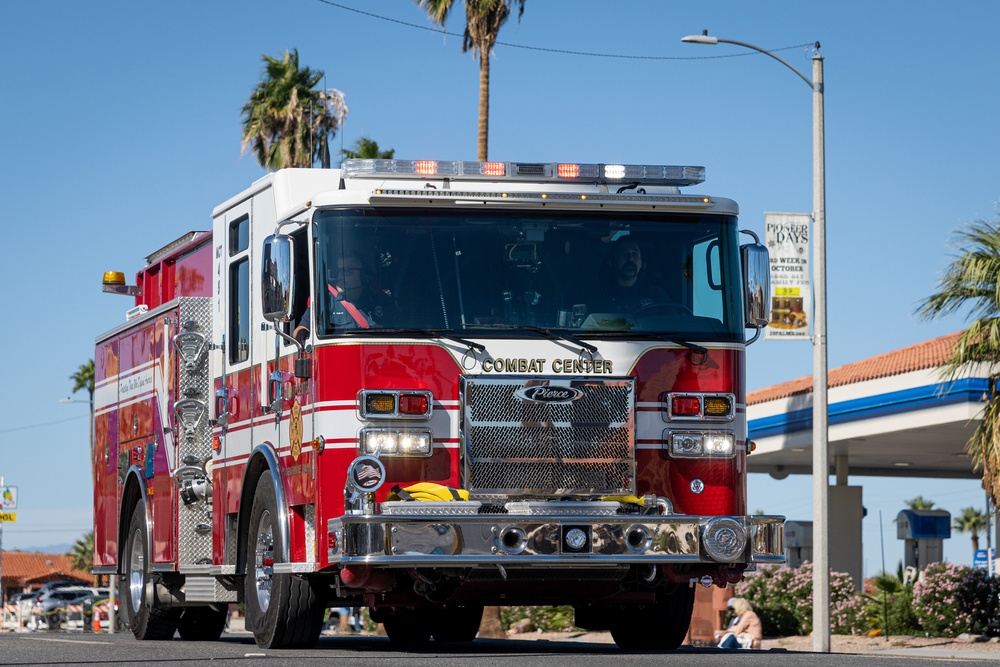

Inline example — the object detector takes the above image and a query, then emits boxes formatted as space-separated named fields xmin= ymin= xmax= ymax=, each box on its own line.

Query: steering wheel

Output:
xmin=632 ymin=302 xmax=693 ymax=318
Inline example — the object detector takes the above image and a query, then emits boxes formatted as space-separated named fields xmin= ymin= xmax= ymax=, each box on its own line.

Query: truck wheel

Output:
xmin=244 ymin=477 xmax=323 ymax=648
xmin=431 ymin=604 xmax=484 ymax=643
xmin=123 ymin=502 xmax=180 ymax=639
xmin=177 ymin=606 xmax=228 ymax=641
xmin=380 ymin=608 xmax=432 ymax=646
xmin=610 ymin=585 xmax=695 ymax=651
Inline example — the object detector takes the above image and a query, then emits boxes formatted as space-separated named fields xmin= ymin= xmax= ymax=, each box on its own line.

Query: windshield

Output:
xmin=305 ymin=208 xmax=744 ymax=341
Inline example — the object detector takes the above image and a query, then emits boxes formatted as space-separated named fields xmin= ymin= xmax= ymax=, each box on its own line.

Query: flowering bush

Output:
xmin=736 ymin=562 xmax=867 ymax=636
xmin=912 ymin=562 xmax=1000 ymax=637
xmin=501 ymin=605 xmax=578 ymax=633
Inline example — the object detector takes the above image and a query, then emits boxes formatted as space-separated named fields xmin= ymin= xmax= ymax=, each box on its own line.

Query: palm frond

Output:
xmin=917 ymin=214 xmax=1000 ymax=506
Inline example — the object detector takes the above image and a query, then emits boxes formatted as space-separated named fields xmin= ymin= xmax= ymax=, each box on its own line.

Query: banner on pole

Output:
xmin=0 ymin=486 xmax=15 ymax=510
xmin=765 ymin=212 xmax=811 ymax=340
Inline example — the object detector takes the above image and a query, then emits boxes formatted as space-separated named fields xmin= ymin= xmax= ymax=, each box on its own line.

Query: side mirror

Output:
xmin=741 ymin=241 xmax=770 ymax=328
xmin=261 ymin=234 xmax=294 ymax=323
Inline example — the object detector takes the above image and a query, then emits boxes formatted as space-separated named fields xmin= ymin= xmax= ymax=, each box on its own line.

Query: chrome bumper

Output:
xmin=327 ymin=513 xmax=784 ymax=567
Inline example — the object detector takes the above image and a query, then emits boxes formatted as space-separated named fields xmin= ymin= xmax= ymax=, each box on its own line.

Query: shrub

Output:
xmin=501 ymin=605 xmax=578 ymax=633
xmin=912 ymin=562 xmax=1000 ymax=637
xmin=736 ymin=561 xmax=867 ymax=636
xmin=863 ymin=573 xmax=920 ymax=636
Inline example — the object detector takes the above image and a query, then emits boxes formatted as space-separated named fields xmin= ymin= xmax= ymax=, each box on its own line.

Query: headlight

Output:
xmin=359 ymin=428 xmax=432 ymax=457
xmin=665 ymin=430 xmax=735 ymax=458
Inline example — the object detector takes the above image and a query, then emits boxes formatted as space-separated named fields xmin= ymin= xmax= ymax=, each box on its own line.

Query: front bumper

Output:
xmin=327 ymin=512 xmax=784 ymax=567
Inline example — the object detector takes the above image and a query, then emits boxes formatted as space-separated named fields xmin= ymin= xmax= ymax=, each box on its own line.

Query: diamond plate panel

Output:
xmin=175 ymin=297 xmax=214 ymax=566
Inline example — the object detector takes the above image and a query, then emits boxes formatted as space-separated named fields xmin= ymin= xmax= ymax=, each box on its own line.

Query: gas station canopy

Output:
xmin=747 ymin=332 xmax=987 ymax=480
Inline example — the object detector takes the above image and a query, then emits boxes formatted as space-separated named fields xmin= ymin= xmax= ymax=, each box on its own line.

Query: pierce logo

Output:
xmin=515 ymin=385 xmax=584 ymax=404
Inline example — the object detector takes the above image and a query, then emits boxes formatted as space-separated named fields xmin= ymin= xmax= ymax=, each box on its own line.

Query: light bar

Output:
xmin=342 ymin=159 xmax=705 ymax=187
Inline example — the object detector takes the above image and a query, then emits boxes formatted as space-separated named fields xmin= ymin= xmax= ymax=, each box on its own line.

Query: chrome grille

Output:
xmin=461 ymin=377 xmax=635 ymax=497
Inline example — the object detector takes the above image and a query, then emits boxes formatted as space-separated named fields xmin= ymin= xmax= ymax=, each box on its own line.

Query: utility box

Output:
xmin=784 ymin=520 xmax=813 ymax=568
xmin=897 ymin=509 xmax=950 ymax=570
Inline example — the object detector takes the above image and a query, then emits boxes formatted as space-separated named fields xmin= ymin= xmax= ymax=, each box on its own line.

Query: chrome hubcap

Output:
xmin=253 ymin=509 xmax=274 ymax=612
xmin=128 ymin=526 xmax=145 ymax=614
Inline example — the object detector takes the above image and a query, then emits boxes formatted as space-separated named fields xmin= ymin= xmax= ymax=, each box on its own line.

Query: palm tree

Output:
xmin=952 ymin=506 xmax=988 ymax=553
xmin=68 ymin=531 xmax=94 ymax=573
xmin=917 ymin=218 xmax=1000 ymax=507
xmin=416 ymin=0 xmax=526 ymax=161
xmin=70 ymin=360 xmax=95 ymax=460
xmin=339 ymin=136 xmax=395 ymax=161
xmin=241 ymin=49 xmax=348 ymax=170
xmin=904 ymin=496 xmax=936 ymax=511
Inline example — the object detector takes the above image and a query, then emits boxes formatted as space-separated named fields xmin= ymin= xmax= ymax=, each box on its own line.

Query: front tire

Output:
xmin=123 ymin=502 xmax=180 ymax=639
xmin=243 ymin=477 xmax=323 ymax=648
xmin=610 ymin=585 xmax=695 ymax=651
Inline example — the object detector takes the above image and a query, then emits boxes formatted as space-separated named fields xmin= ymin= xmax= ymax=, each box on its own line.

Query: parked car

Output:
xmin=30 ymin=587 xmax=95 ymax=630
xmin=32 ymin=580 xmax=89 ymax=598
xmin=72 ymin=588 xmax=111 ymax=631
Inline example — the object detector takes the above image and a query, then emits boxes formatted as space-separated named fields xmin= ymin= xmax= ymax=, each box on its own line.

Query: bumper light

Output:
xmin=702 ymin=517 xmax=747 ymax=562
xmin=360 ymin=428 xmax=432 ymax=457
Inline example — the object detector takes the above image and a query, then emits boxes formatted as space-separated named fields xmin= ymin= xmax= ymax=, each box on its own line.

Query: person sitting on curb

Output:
xmin=713 ymin=597 xmax=741 ymax=644
xmin=716 ymin=598 xmax=762 ymax=650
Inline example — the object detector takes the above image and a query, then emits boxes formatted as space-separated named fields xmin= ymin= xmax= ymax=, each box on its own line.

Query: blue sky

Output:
xmin=1 ymin=1 xmax=997 ymax=576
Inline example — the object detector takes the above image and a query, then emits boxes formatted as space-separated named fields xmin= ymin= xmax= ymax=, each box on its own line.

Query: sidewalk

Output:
xmin=761 ymin=635 xmax=1000 ymax=661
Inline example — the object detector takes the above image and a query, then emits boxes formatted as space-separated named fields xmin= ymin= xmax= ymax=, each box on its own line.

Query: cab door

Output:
xmin=213 ymin=201 xmax=254 ymax=564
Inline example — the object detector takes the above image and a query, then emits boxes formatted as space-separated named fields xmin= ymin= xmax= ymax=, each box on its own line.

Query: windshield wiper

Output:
xmin=352 ymin=327 xmax=486 ymax=353
xmin=468 ymin=324 xmax=598 ymax=355
xmin=594 ymin=331 xmax=708 ymax=356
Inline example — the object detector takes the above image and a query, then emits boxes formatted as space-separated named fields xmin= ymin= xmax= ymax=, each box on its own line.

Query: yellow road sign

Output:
xmin=0 ymin=512 xmax=15 ymax=522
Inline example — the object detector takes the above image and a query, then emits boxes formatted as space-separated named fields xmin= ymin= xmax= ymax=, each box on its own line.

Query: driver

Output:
xmin=593 ymin=238 xmax=668 ymax=312
xmin=293 ymin=253 xmax=397 ymax=341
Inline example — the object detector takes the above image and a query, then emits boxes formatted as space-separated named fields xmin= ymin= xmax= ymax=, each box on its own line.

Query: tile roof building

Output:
xmin=1 ymin=551 xmax=94 ymax=599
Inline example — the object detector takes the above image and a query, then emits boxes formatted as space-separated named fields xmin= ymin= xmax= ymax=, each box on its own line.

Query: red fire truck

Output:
xmin=93 ymin=159 xmax=783 ymax=649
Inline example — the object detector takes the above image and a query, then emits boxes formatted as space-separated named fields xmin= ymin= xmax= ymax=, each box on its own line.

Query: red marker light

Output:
xmin=482 ymin=162 xmax=505 ymax=177
xmin=672 ymin=395 xmax=701 ymax=417
xmin=557 ymin=163 xmax=580 ymax=178
xmin=399 ymin=393 xmax=430 ymax=415
xmin=415 ymin=160 xmax=437 ymax=175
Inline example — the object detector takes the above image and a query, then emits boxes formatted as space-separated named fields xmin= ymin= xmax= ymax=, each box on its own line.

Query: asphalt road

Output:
xmin=0 ymin=631 xmax=987 ymax=667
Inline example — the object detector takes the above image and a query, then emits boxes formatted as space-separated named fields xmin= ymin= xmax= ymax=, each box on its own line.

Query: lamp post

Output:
xmin=682 ymin=31 xmax=829 ymax=652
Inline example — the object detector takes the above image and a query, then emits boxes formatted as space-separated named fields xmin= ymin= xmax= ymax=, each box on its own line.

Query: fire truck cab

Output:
xmin=94 ymin=159 xmax=783 ymax=649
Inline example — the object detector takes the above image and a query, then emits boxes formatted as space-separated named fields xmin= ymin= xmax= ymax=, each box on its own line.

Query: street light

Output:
xmin=682 ymin=31 xmax=829 ymax=653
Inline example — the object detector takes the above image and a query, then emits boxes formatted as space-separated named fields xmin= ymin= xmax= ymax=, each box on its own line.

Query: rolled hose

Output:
xmin=386 ymin=482 xmax=471 ymax=502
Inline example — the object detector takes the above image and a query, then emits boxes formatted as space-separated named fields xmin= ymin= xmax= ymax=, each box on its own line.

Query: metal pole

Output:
xmin=0 ymin=476 xmax=4 ymax=611
xmin=811 ymin=51 xmax=830 ymax=654
xmin=682 ymin=33 xmax=831 ymax=652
